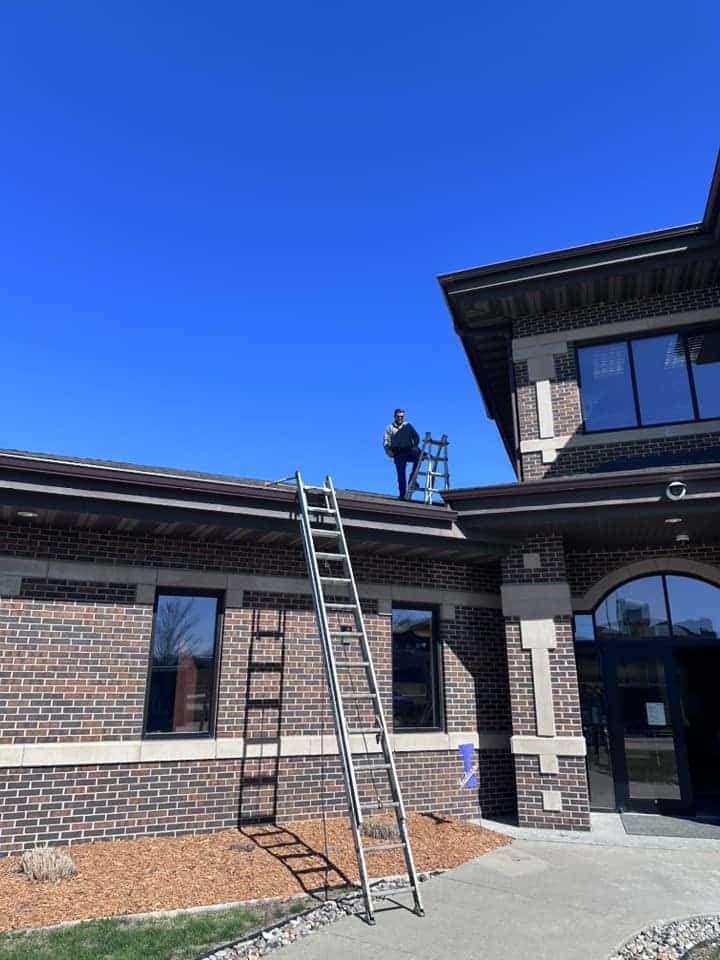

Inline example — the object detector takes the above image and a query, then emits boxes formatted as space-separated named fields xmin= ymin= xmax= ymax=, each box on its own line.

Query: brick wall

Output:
xmin=0 ymin=522 xmax=501 ymax=593
xmin=566 ymin=541 xmax=720 ymax=598
xmin=501 ymin=535 xmax=591 ymax=829
xmin=0 ymin=523 xmax=508 ymax=852
xmin=512 ymin=283 xmax=720 ymax=339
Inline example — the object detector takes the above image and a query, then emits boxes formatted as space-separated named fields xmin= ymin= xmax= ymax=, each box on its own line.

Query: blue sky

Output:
xmin=1 ymin=2 xmax=719 ymax=495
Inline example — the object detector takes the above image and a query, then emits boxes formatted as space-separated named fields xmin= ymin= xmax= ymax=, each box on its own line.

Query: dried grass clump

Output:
xmin=20 ymin=846 xmax=77 ymax=882
xmin=359 ymin=819 xmax=400 ymax=841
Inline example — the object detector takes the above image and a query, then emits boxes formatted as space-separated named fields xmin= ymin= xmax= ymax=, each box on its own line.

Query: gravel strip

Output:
xmin=610 ymin=915 xmax=720 ymax=960
xmin=202 ymin=872 xmax=441 ymax=959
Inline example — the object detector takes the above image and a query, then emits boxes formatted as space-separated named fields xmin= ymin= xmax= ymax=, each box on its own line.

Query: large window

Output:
xmin=144 ymin=591 xmax=222 ymax=736
xmin=577 ymin=327 xmax=720 ymax=433
xmin=391 ymin=607 xmax=443 ymax=730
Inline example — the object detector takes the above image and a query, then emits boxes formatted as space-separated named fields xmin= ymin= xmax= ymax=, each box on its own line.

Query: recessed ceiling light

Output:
xmin=17 ymin=511 xmax=39 ymax=519
xmin=664 ymin=517 xmax=684 ymax=524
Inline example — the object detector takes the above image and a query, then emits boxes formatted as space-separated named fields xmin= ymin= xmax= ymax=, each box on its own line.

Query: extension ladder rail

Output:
xmin=295 ymin=471 xmax=424 ymax=924
xmin=406 ymin=433 xmax=450 ymax=504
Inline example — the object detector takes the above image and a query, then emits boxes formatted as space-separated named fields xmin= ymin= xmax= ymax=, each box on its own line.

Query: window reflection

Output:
xmin=146 ymin=593 xmax=220 ymax=735
xmin=392 ymin=608 xmax=441 ymax=730
xmin=666 ymin=576 xmax=720 ymax=639
xmin=631 ymin=334 xmax=694 ymax=426
xmin=578 ymin=341 xmax=637 ymax=431
xmin=595 ymin=576 xmax=670 ymax=640
xmin=687 ymin=331 xmax=720 ymax=420
xmin=575 ymin=640 xmax=615 ymax=808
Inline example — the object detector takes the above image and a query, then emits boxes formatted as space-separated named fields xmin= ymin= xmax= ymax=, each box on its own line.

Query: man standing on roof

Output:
xmin=383 ymin=408 xmax=421 ymax=499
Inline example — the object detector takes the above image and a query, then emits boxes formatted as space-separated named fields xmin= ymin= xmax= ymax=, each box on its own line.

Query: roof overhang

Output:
xmin=438 ymin=151 xmax=720 ymax=473
xmin=444 ymin=460 xmax=720 ymax=550
xmin=0 ymin=449 xmax=507 ymax=562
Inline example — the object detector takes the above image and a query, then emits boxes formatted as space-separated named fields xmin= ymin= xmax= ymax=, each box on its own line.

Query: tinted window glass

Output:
xmin=392 ymin=608 xmax=441 ymax=729
xmin=595 ymin=576 xmax=669 ymax=640
xmin=573 ymin=614 xmax=595 ymax=643
xmin=578 ymin=342 xmax=637 ymax=431
xmin=687 ymin=331 xmax=720 ymax=420
xmin=631 ymin=333 xmax=694 ymax=425
xmin=575 ymin=645 xmax=615 ymax=808
xmin=146 ymin=593 xmax=220 ymax=735
xmin=666 ymin=576 xmax=720 ymax=640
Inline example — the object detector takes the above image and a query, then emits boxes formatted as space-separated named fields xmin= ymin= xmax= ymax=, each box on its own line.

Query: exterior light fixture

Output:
xmin=665 ymin=480 xmax=687 ymax=501
xmin=664 ymin=517 xmax=684 ymax=524
xmin=675 ymin=533 xmax=691 ymax=543
xmin=17 ymin=511 xmax=39 ymax=519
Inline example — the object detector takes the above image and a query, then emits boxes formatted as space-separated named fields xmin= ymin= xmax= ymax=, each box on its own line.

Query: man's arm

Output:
xmin=410 ymin=425 xmax=420 ymax=448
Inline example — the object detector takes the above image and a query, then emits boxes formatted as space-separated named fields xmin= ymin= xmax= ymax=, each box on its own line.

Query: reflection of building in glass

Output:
xmin=673 ymin=617 xmax=716 ymax=638
xmin=616 ymin=598 xmax=651 ymax=632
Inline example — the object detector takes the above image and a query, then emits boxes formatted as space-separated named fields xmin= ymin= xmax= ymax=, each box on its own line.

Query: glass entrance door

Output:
xmin=607 ymin=647 xmax=691 ymax=813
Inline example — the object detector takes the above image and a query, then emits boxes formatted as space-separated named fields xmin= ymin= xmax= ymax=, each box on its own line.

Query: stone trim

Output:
xmin=500 ymin=582 xmax=572 ymax=618
xmin=520 ymin=619 xmax=557 ymax=737
xmin=512 ymin=306 xmax=720 ymax=360
xmin=542 ymin=789 xmax=562 ymax=812
xmin=0 ymin=731 xmax=495 ymax=768
xmin=520 ymin=416 xmax=720 ymax=461
xmin=573 ymin=557 xmax=720 ymax=612
xmin=0 ymin=556 xmax=501 ymax=612
xmin=510 ymin=735 xmax=586 ymax=757
xmin=535 ymin=380 xmax=555 ymax=439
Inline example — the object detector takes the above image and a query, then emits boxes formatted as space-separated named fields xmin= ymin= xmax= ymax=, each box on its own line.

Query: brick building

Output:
xmin=1 ymin=153 xmax=720 ymax=852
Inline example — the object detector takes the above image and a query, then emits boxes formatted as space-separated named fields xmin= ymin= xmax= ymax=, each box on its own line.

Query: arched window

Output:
xmin=576 ymin=574 xmax=720 ymax=645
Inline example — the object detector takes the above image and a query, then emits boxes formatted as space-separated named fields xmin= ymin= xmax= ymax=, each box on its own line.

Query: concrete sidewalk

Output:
xmin=278 ymin=837 xmax=720 ymax=959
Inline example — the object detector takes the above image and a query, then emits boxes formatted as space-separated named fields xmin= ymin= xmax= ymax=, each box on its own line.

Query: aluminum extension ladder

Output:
xmin=406 ymin=433 xmax=450 ymax=504
xmin=295 ymin=472 xmax=424 ymax=924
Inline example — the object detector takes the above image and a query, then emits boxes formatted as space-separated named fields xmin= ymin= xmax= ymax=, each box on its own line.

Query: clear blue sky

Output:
xmin=1 ymin=2 xmax=719 ymax=495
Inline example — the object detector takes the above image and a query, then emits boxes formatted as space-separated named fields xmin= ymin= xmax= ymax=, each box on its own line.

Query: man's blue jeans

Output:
xmin=393 ymin=448 xmax=420 ymax=498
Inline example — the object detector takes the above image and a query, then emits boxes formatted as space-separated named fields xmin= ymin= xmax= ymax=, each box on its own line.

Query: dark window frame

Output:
xmin=391 ymin=603 xmax=445 ymax=733
xmin=142 ymin=588 xmax=225 ymax=740
xmin=575 ymin=324 xmax=719 ymax=434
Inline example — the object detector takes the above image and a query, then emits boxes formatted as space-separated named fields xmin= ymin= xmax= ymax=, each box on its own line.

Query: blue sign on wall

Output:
xmin=457 ymin=742 xmax=478 ymax=788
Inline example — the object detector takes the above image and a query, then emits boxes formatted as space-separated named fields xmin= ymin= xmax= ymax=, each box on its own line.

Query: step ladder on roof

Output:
xmin=295 ymin=471 xmax=425 ymax=924
xmin=406 ymin=433 xmax=450 ymax=504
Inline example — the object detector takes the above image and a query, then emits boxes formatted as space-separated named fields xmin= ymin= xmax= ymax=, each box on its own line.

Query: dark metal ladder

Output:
xmin=295 ymin=471 xmax=424 ymax=924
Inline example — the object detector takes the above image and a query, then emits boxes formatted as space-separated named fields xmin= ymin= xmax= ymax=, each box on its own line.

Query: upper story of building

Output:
xmin=439 ymin=153 xmax=720 ymax=482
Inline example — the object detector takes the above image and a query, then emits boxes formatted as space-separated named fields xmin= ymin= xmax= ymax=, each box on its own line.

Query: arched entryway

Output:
xmin=574 ymin=572 xmax=720 ymax=814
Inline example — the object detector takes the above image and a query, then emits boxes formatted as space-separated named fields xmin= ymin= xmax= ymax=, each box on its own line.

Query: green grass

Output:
xmin=0 ymin=902 xmax=299 ymax=960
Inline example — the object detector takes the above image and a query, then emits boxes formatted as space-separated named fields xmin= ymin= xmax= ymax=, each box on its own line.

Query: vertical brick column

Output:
xmin=501 ymin=535 xmax=590 ymax=829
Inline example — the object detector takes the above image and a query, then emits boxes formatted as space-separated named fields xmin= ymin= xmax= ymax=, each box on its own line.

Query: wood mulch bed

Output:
xmin=0 ymin=813 xmax=510 ymax=931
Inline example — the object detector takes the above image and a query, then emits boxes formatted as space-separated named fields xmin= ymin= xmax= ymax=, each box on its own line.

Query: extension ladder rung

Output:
xmin=325 ymin=602 xmax=358 ymax=610
xmin=363 ymin=800 xmax=400 ymax=810
xmin=364 ymin=842 xmax=405 ymax=852
xmin=316 ymin=552 xmax=346 ymax=560
xmin=349 ymin=726 xmax=383 ymax=735
xmin=310 ymin=528 xmax=342 ymax=537
xmin=336 ymin=660 xmax=370 ymax=668
xmin=320 ymin=576 xmax=351 ymax=584
xmin=330 ymin=631 xmax=363 ymax=638
xmin=353 ymin=759 xmax=391 ymax=769
xmin=342 ymin=692 xmax=378 ymax=700
xmin=304 ymin=485 xmax=331 ymax=493
xmin=308 ymin=506 xmax=335 ymax=514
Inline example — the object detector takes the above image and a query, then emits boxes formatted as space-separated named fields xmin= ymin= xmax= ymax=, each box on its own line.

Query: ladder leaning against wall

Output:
xmin=295 ymin=471 xmax=424 ymax=924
